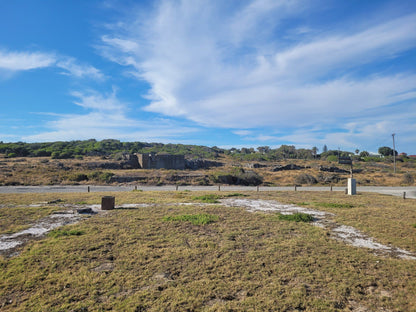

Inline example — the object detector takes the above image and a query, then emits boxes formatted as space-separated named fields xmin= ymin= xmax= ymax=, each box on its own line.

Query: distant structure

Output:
xmin=137 ymin=153 xmax=185 ymax=170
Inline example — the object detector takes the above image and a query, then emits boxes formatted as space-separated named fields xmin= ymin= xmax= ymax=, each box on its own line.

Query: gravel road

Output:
xmin=0 ymin=185 xmax=415 ymax=198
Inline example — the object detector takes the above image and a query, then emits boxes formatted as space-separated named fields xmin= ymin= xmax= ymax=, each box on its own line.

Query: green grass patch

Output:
xmin=314 ymin=202 xmax=355 ymax=209
xmin=294 ymin=202 xmax=311 ymax=206
xmin=192 ymin=194 xmax=221 ymax=203
xmin=163 ymin=213 xmax=219 ymax=225
xmin=278 ymin=212 xmax=314 ymax=222
xmin=47 ymin=229 xmax=84 ymax=238
xmin=222 ymin=193 xmax=249 ymax=198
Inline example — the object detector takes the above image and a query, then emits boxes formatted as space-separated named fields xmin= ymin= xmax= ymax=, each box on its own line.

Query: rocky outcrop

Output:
xmin=272 ymin=164 xmax=307 ymax=171
xmin=245 ymin=163 xmax=267 ymax=169
xmin=319 ymin=166 xmax=349 ymax=173
xmin=185 ymin=159 xmax=223 ymax=170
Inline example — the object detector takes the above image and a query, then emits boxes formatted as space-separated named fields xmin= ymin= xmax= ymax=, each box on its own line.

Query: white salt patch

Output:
xmin=118 ymin=203 xmax=151 ymax=208
xmin=221 ymin=199 xmax=330 ymax=217
xmin=221 ymin=198 xmax=416 ymax=260
xmin=0 ymin=240 xmax=22 ymax=251
xmin=0 ymin=213 xmax=82 ymax=253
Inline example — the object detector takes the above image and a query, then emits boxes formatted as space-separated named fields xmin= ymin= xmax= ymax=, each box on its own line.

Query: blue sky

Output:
xmin=1 ymin=0 xmax=415 ymax=154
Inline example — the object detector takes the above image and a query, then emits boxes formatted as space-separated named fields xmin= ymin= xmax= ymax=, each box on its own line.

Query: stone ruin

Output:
xmin=137 ymin=153 xmax=185 ymax=170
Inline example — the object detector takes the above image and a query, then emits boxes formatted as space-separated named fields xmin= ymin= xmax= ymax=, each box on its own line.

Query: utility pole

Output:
xmin=392 ymin=133 xmax=396 ymax=174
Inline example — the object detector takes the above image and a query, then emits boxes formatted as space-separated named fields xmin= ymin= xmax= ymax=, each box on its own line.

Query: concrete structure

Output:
xmin=137 ymin=153 xmax=185 ymax=170
xmin=348 ymin=178 xmax=356 ymax=195
xmin=101 ymin=196 xmax=115 ymax=210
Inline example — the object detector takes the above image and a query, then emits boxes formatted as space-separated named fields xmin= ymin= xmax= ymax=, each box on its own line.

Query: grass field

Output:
xmin=1 ymin=191 xmax=416 ymax=311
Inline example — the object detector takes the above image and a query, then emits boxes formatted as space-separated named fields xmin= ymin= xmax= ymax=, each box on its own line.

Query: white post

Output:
xmin=348 ymin=178 xmax=356 ymax=195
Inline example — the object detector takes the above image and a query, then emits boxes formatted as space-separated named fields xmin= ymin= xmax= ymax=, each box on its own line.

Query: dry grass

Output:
xmin=1 ymin=191 xmax=416 ymax=311
xmin=1 ymin=155 xmax=415 ymax=187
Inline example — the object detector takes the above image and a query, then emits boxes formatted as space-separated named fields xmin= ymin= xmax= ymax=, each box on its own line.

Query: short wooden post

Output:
xmin=218 ymin=185 xmax=221 ymax=191
xmin=101 ymin=196 xmax=115 ymax=210
xmin=135 ymin=185 xmax=137 ymax=191
xmin=330 ymin=185 xmax=333 ymax=192
xmin=176 ymin=185 xmax=178 ymax=191
xmin=403 ymin=192 xmax=406 ymax=200
xmin=294 ymin=185 xmax=297 ymax=191
xmin=87 ymin=186 xmax=90 ymax=193
xmin=345 ymin=188 xmax=348 ymax=194
xmin=256 ymin=185 xmax=259 ymax=192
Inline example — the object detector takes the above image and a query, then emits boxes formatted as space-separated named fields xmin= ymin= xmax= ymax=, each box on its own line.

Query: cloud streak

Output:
xmin=0 ymin=50 xmax=56 ymax=71
xmin=99 ymin=0 xmax=416 ymax=152
xmin=23 ymin=89 xmax=198 ymax=143
xmin=0 ymin=49 xmax=103 ymax=80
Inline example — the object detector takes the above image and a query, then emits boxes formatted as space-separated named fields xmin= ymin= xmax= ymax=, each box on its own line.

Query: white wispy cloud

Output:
xmin=71 ymin=89 xmax=125 ymax=111
xmin=56 ymin=58 xmax=105 ymax=80
xmin=98 ymin=0 xmax=416 ymax=150
xmin=0 ymin=50 xmax=56 ymax=71
xmin=23 ymin=89 xmax=198 ymax=143
xmin=0 ymin=49 xmax=103 ymax=80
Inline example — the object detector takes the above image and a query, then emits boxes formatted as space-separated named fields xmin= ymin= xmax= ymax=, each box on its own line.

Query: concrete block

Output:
xmin=101 ymin=196 xmax=115 ymax=210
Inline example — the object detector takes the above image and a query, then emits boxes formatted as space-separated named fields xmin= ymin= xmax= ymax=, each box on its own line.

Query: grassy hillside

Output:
xmin=0 ymin=154 xmax=415 ymax=187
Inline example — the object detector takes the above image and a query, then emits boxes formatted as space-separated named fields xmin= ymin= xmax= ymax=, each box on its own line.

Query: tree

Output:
xmin=378 ymin=146 xmax=395 ymax=157
xmin=257 ymin=146 xmax=270 ymax=154
xmin=355 ymin=149 xmax=360 ymax=155
xmin=312 ymin=146 xmax=318 ymax=159
xmin=359 ymin=151 xmax=370 ymax=157
xmin=322 ymin=145 xmax=328 ymax=153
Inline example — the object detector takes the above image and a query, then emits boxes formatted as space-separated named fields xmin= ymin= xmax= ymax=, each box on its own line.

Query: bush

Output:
xmin=87 ymin=171 xmax=114 ymax=183
xmin=295 ymin=173 xmax=317 ymax=185
xmin=326 ymin=155 xmax=338 ymax=162
xmin=210 ymin=168 xmax=263 ymax=186
xmin=402 ymin=172 xmax=414 ymax=185
xmin=68 ymin=173 xmax=88 ymax=182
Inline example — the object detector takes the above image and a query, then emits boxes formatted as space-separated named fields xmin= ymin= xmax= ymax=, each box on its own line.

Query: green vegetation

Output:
xmin=314 ymin=202 xmax=355 ymax=209
xmin=192 ymin=194 xmax=221 ymax=203
xmin=0 ymin=191 xmax=416 ymax=311
xmin=163 ymin=213 xmax=219 ymax=225
xmin=48 ymin=229 xmax=84 ymax=238
xmin=277 ymin=212 xmax=314 ymax=222
xmin=0 ymin=139 xmax=221 ymax=159
xmin=211 ymin=167 xmax=263 ymax=186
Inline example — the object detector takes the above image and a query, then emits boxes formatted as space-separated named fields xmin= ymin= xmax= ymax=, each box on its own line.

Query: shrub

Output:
xmin=295 ymin=173 xmax=317 ymax=185
xmin=210 ymin=168 xmax=263 ymax=186
xmin=68 ymin=173 xmax=88 ymax=182
xmin=326 ymin=155 xmax=338 ymax=162
xmin=87 ymin=171 xmax=114 ymax=183
xmin=402 ymin=172 xmax=414 ymax=185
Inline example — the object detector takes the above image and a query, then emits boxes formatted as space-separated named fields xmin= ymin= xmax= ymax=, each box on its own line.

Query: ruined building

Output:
xmin=137 ymin=153 xmax=185 ymax=170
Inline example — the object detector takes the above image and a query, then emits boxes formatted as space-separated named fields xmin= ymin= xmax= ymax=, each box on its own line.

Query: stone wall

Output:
xmin=137 ymin=153 xmax=185 ymax=170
